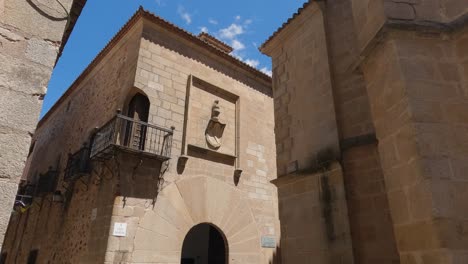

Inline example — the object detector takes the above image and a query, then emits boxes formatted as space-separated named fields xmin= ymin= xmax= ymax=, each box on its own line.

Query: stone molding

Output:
xmin=130 ymin=176 xmax=264 ymax=263
xmin=356 ymin=11 xmax=468 ymax=70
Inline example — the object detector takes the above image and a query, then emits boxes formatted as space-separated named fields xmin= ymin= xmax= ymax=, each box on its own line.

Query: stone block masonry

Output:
xmin=0 ymin=0 xmax=85 ymax=250
xmin=1 ymin=10 xmax=279 ymax=264
xmin=261 ymin=0 xmax=468 ymax=263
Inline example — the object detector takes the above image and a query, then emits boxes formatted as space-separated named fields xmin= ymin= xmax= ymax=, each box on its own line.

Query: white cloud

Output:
xmin=244 ymin=19 xmax=253 ymax=25
xmin=219 ymin=24 xmax=244 ymax=40
xmin=200 ymin=26 xmax=208 ymax=33
xmin=260 ymin=67 xmax=272 ymax=76
xmin=231 ymin=39 xmax=245 ymax=51
xmin=244 ymin=59 xmax=260 ymax=68
xmin=178 ymin=6 xmax=192 ymax=25
xmin=208 ymin=19 xmax=218 ymax=25
xmin=235 ymin=15 xmax=241 ymax=21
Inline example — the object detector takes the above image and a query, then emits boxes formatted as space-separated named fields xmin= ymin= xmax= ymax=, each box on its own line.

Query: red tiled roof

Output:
xmin=198 ymin=32 xmax=233 ymax=53
xmin=260 ymin=0 xmax=313 ymax=51
xmin=38 ymin=7 xmax=271 ymax=129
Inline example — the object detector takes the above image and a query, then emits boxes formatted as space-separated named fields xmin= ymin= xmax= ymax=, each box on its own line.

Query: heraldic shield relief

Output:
xmin=205 ymin=100 xmax=226 ymax=150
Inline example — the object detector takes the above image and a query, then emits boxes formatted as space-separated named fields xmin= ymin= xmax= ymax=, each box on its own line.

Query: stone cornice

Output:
xmin=38 ymin=7 xmax=272 ymax=129
xmin=271 ymin=161 xmax=342 ymax=187
xmin=386 ymin=11 xmax=468 ymax=34
xmin=354 ymin=12 xmax=468 ymax=72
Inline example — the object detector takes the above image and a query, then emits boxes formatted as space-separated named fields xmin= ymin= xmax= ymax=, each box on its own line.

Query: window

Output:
xmin=27 ymin=250 xmax=38 ymax=264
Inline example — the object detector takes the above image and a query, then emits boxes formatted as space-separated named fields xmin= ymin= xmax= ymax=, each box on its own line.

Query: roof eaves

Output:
xmin=39 ymin=7 xmax=272 ymax=129
xmin=260 ymin=0 xmax=314 ymax=53
xmin=140 ymin=9 xmax=271 ymax=81
xmin=38 ymin=8 xmax=145 ymax=129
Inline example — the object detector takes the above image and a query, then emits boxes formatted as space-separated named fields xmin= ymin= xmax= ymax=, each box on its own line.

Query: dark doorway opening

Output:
xmin=181 ymin=223 xmax=227 ymax=264
xmin=0 ymin=252 xmax=7 ymax=264
xmin=124 ymin=93 xmax=150 ymax=151
xmin=27 ymin=250 xmax=38 ymax=264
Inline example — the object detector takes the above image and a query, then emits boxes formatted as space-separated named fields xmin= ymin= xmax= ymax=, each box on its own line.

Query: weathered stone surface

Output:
xmin=0 ymin=181 xmax=17 ymax=249
xmin=384 ymin=1 xmax=416 ymax=20
xmin=1 ymin=0 xmax=73 ymax=41
xmin=0 ymin=53 xmax=50 ymax=95
xmin=1 ymin=12 xmax=279 ymax=264
xmin=0 ymin=89 xmax=43 ymax=133
xmin=0 ymin=130 xmax=30 ymax=180
xmin=0 ymin=0 xmax=83 ymax=254
xmin=25 ymin=38 xmax=59 ymax=67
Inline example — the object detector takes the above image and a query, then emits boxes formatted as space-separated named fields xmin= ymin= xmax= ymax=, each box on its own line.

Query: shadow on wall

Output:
xmin=90 ymin=152 xmax=166 ymax=263
xmin=0 ymin=150 xmax=167 ymax=263
xmin=269 ymin=245 xmax=282 ymax=264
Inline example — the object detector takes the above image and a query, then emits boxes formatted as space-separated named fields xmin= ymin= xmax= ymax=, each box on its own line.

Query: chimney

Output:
xmin=198 ymin=32 xmax=233 ymax=53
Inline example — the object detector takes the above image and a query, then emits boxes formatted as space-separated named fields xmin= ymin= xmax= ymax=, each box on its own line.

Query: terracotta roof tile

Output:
xmin=198 ymin=32 xmax=233 ymax=53
xmin=260 ymin=0 xmax=313 ymax=51
xmin=38 ymin=7 xmax=271 ymax=128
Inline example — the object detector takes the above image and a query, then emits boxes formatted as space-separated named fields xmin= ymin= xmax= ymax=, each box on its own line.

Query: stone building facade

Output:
xmin=1 ymin=9 xmax=279 ymax=264
xmin=0 ymin=0 xmax=86 ymax=250
xmin=261 ymin=0 xmax=468 ymax=264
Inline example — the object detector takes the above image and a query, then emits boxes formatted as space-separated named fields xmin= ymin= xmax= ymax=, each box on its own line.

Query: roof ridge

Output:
xmin=260 ymin=0 xmax=314 ymax=51
xmin=38 ymin=7 xmax=271 ymax=129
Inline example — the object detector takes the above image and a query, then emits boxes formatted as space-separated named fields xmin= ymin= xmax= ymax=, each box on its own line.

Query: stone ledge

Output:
xmin=340 ymin=133 xmax=377 ymax=151
xmin=355 ymin=12 xmax=468 ymax=71
xmin=187 ymin=144 xmax=236 ymax=166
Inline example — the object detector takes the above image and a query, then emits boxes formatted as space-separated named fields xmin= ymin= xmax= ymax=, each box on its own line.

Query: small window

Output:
xmin=27 ymin=249 xmax=38 ymax=264
xmin=0 ymin=252 xmax=7 ymax=264
xmin=66 ymin=101 xmax=71 ymax=112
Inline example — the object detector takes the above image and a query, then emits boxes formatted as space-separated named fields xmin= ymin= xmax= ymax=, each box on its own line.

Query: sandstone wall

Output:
xmin=273 ymin=163 xmax=354 ymax=263
xmin=322 ymin=1 xmax=400 ymax=263
xmin=362 ymin=26 xmax=468 ymax=263
xmin=0 ymin=0 xmax=80 ymax=250
xmin=262 ymin=3 xmax=356 ymax=263
xmin=0 ymin=21 xmax=144 ymax=263
xmin=266 ymin=4 xmax=340 ymax=177
xmin=1 ymin=14 xmax=279 ymax=264
xmin=98 ymin=20 xmax=279 ymax=263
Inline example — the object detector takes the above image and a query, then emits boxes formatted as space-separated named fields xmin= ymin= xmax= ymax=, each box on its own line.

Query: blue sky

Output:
xmin=41 ymin=0 xmax=308 ymax=116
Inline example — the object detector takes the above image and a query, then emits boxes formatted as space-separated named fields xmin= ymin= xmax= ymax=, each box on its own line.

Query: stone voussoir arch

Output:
xmin=131 ymin=175 xmax=263 ymax=264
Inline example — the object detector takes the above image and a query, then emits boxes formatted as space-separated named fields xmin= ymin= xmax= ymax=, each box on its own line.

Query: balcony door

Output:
xmin=125 ymin=93 xmax=150 ymax=151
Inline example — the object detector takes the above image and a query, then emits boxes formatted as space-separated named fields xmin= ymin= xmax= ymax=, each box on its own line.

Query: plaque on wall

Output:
xmin=261 ymin=236 xmax=277 ymax=248
xmin=113 ymin=222 xmax=127 ymax=237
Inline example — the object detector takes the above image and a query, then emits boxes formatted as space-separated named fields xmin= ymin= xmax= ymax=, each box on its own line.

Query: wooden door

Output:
xmin=125 ymin=93 xmax=150 ymax=150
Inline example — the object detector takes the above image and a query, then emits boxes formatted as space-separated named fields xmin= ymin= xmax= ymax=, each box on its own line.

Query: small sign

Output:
xmin=261 ymin=236 xmax=276 ymax=248
xmin=287 ymin=160 xmax=299 ymax=174
xmin=91 ymin=208 xmax=97 ymax=221
xmin=113 ymin=222 xmax=127 ymax=237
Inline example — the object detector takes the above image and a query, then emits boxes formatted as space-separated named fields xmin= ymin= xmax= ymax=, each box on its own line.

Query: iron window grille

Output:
xmin=90 ymin=114 xmax=174 ymax=161
xmin=64 ymin=145 xmax=91 ymax=181
xmin=36 ymin=168 xmax=58 ymax=195
xmin=15 ymin=183 xmax=36 ymax=207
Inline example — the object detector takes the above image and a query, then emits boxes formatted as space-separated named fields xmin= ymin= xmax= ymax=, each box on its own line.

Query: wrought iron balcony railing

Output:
xmin=64 ymin=145 xmax=91 ymax=181
xmin=90 ymin=114 xmax=174 ymax=161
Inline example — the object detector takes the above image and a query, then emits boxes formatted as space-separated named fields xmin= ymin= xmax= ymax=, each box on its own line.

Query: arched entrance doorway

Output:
xmin=181 ymin=223 xmax=227 ymax=264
